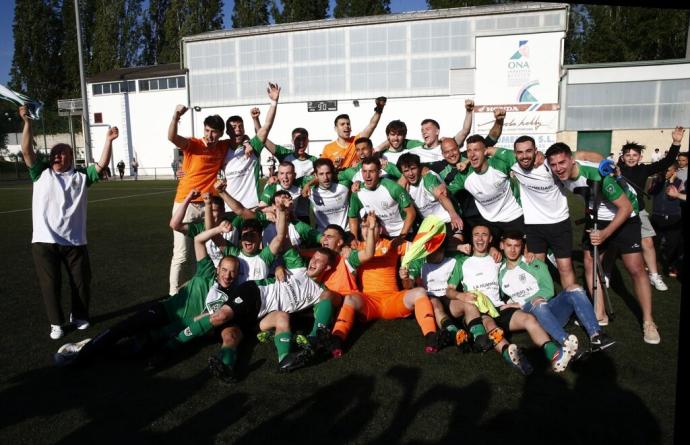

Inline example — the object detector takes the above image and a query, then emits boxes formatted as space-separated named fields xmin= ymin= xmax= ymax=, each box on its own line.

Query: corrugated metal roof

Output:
xmin=87 ymin=63 xmax=186 ymax=83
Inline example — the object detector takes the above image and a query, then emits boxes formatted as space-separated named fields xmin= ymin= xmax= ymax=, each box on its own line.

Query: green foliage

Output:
xmin=272 ymin=0 xmax=329 ymax=24
xmin=232 ymin=0 xmax=271 ymax=28
xmin=141 ymin=0 xmax=170 ymax=65
xmin=89 ymin=0 xmax=144 ymax=73
xmin=333 ymin=0 xmax=391 ymax=19
xmin=160 ymin=0 xmax=224 ymax=62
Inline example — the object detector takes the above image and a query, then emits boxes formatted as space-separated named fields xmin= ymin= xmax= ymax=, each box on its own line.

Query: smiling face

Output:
xmin=514 ymin=140 xmax=536 ymax=170
xmin=277 ymin=164 xmax=296 ymax=189
xmin=50 ymin=146 xmax=74 ymax=172
xmin=355 ymin=142 xmax=373 ymax=161
xmin=387 ymin=129 xmax=405 ymax=150
xmin=400 ymin=163 xmax=420 ymax=185
xmin=547 ymin=152 xmax=576 ymax=181
xmin=441 ymin=138 xmax=461 ymax=165
xmin=307 ymin=251 xmax=332 ymax=278
xmin=466 ymin=141 xmax=487 ymax=170
xmin=227 ymin=119 xmax=245 ymax=143
xmin=361 ymin=162 xmax=380 ymax=189
xmin=471 ymin=225 xmax=492 ymax=255
xmin=622 ymin=149 xmax=641 ymax=168
xmin=320 ymin=228 xmax=344 ymax=251
xmin=421 ymin=122 xmax=439 ymax=147
xmin=216 ymin=257 xmax=239 ymax=288
xmin=204 ymin=125 xmax=222 ymax=145
xmin=240 ymin=229 xmax=261 ymax=255
xmin=316 ymin=164 xmax=333 ymax=189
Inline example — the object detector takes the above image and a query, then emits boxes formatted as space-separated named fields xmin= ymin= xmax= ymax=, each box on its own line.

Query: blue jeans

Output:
xmin=522 ymin=287 xmax=600 ymax=344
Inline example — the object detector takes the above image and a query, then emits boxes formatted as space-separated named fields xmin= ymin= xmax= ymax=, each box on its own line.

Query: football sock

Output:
xmin=440 ymin=318 xmax=458 ymax=333
xmin=467 ymin=317 xmax=487 ymax=339
xmin=219 ymin=347 xmax=237 ymax=366
xmin=542 ymin=341 xmax=560 ymax=361
xmin=310 ymin=300 xmax=333 ymax=337
xmin=274 ymin=332 xmax=292 ymax=362
xmin=414 ymin=296 xmax=437 ymax=336
xmin=501 ymin=344 xmax=513 ymax=364
xmin=174 ymin=316 xmax=213 ymax=344
xmin=332 ymin=304 xmax=355 ymax=341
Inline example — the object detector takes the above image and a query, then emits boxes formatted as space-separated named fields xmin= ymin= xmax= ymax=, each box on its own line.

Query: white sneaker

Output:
xmin=50 ymin=325 xmax=64 ymax=340
xmin=649 ymin=273 xmax=668 ymax=292
xmin=54 ymin=338 xmax=91 ymax=367
xmin=643 ymin=321 xmax=661 ymax=345
xmin=70 ymin=313 xmax=90 ymax=330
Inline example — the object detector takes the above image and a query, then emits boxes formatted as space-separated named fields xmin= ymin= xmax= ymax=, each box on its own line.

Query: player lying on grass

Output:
xmin=498 ymin=231 xmax=615 ymax=353
xmin=53 ymin=222 xmax=242 ymax=367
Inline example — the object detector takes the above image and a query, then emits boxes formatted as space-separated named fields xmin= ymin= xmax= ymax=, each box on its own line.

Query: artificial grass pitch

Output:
xmin=0 ymin=180 xmax=680 ymax=444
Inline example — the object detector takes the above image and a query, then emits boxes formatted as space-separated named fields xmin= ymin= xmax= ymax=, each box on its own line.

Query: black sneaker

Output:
xmin=590 ymin=333 xmax=616 ymax=352
xmin=473 ymin=333 xmax=493 ymax=353
xmin=424 ymin=332 xmax=439 ymax=353
xmin=208 ymin=355 xmax=236 ymax=384
xmin=278 ymin=350 xmax=311 ymax=373
xmin=437 ymin=329 xmax=455 ymax=349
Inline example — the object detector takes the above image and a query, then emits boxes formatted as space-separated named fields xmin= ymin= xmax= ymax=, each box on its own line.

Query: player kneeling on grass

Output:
xmin=179 ymin=246 xmax=341 ymax=381
xmin=53 ymin=222 xmax=241 ymax=367
xmin=498 ymin=232 xmax=615 ymax=353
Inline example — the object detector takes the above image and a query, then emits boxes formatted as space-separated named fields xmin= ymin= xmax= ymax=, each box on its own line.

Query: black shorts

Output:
xmin=583 ymin=216 xmax=642 ymax=255
xmin=524 ymin=218 xmax=573 ymax=258
xmin=222 ymin=281 xmax=262 ymax=327
xmin=493 ymin=307 xmax=519 ymax=332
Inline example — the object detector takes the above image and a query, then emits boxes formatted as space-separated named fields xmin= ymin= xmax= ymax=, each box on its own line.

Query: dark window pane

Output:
xmin=93 ymin=84 xmax=102 ymax=95
xmin=139 ymin=80 xmax=148 ymax=91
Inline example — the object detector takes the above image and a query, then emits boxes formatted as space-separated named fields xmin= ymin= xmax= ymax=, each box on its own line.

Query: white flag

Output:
xmin=0 ymin=84 xmax=44 ymax=120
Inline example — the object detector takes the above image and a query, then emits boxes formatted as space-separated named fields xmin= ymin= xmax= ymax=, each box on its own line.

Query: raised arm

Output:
xmin=215 ymin=178 xmax=256 ymax=220
xmin=169 ymin=189 xmax=200 ymax=233
xmin=486 ymin=108 xmax=506 ymax=143
xmin=454 ymin=100 xmax=474 ymax=147
xmin=359 ymin=97 xmax=387 ymax=139
xmin=194 ymin=220 xmax=232 ymax=261
xmin=252 ymin=107 xmax=278 ymax=154
xmin=95 ymin=126 xmax=118 ymax=175
xmin=357 ymin=211 xmax=378 ymax=264
xmin=168 ymin=105 xmax=190 ymax=149
xmin=268 ymin=199 xmax=289 ymax=255
xmin=255 ymin=83 xmax=281 ymax=145
xmin=19 ymin=106 xmax=36 ymax=167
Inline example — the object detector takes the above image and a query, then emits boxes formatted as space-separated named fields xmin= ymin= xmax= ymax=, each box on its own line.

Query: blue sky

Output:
xmin=0 ymin=0 xmax=429 ymax=87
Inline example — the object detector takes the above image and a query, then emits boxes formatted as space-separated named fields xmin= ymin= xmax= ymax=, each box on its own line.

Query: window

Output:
xmin=93 ymin=84 xmax=102 ymax=95
xmin=94 ymin=112 xmax=103 ymax=123
xmin=127 ymin=80 xmax=136 ymax=92
xmin=139 ymin=79 xmax=149 ymax=91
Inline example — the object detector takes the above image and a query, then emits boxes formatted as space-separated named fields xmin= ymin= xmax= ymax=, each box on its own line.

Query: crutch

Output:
xmin=590 ymin=182 xmax=615 ymax=321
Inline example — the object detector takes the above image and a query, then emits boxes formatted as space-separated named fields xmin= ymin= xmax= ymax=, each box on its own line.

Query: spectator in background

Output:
xmin=649 ymin=163 xmax=683 ymax=279
xmin=171 ymin=159 xmax=179 ymax=179
xmin=117 ymin=160 xmax=125 ymax=180
xmin=676 ymin=152 xmax=688 ymax=188
xmin=651 ymin=148 xmax=662 ymax=162
xmin=131 ymin=158 xmax=139 ymax=180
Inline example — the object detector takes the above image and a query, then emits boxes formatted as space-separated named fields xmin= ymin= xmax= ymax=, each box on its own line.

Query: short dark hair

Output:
xmin=334 ymin=114 xmax=350 ymax=126
xmin=622 ymin=141 xmax=645 ymax=155
xmin=421 ymin=118 xmax=440 ymax=129
xmin=397 ymin=153 xmax=421 ymax=171
xmin=272 ymin=189 xmax=291 ymax=204
xmin=210 ymin=196 xmax=224 ymax=207
xmin=501 ymin=231 xmax=525 ymax=242
xmin=513 ymin=135 xmax=536 ymax=149
xmin=313 ymin=158 xmax=335 ymax=173
xmin=203 ymin=115 xmax=225 ymax=132
xmin=315 ymin=247 xmax=338 ymax=267
xmin=385 ymin=120 xmax=407 ymax=136
xmin=361 ymin=155 xmax=381 ymax=170
xmin=678 ymin=152 xmax=689 ymax=160
xmin=324 ymin=224 xmax=346 ymax=239
xmin=465 ymin=134 xmax=487 ymax=147
xmin=49 ymin=143 xmax=73 ymax=163
xmin=241 ymin=218 xmax=263 ymax=234
xmin=292 ymin=127 xmax=308 ymax=138
xmin=354 ymin=137 xmax=373 ymax=148
xmin=226 ymin=115 xmax=243 ymax=125
xmin=278 ymin=161 xmax=295 ymax=170
xmin=545 ymin=142 xmax=572 ymax=159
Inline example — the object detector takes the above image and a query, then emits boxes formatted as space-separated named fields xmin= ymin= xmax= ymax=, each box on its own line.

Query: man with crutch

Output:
xmin=546 ymin=143 xmax=660 ymax=345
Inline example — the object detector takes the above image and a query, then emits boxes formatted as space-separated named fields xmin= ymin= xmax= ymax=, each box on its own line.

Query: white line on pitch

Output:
xmin=0 ymin=189 xmax=174 ymax=214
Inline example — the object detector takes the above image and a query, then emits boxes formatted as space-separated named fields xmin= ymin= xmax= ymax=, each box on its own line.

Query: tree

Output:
xmin=160 ymin=0 xmax=224 ymax=63
xmin=232 ymin=0 xmax=271 ymax=28
xmin=272 ymin=0 xmax=329 ymax=24
xmin=333 ymin=0 xmax=390 ymax=18
xmin=141 ymin=0 xmax=170 ymax=65
xmin=89 ymin=0 xmax=143 ymax=72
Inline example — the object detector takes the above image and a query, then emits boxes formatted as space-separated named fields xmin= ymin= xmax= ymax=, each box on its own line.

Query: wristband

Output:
xmin=374 ymin=106 xmax=383 ymax=113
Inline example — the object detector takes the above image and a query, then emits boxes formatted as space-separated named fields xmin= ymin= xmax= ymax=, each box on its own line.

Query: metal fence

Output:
xmin=0 ymin=160 xmax=178 ymax=181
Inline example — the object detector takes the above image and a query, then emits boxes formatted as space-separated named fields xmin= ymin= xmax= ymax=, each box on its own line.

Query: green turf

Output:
xmin=0 ymin=179 xmax=680 ymax=444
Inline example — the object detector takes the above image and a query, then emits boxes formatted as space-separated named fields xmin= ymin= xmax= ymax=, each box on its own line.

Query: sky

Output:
xmin=0 ymin=0 xmax=429 ymax=87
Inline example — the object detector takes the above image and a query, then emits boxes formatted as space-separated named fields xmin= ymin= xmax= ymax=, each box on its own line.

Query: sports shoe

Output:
xmin=649 ymin=273 xmax=668 ymax=291
xmin=437 ymin=329 xmax=455 ymax=349
xmin=50 ymin=325 xmax=64 ymax=340
xmin=506 ymin=344 xmax=533 ymax=375
xmin=643 ymin=321 xmax=661 ymax=345
xmin=590 ymin=332 xmax=616 ymax=352
xmin=472 ymin=333 xmax=493 ymax=353
xmin=668 ymin=268 xmax=678 ymax=278
xmin=597 ymin=317 xmax=609 ymax=327
xmin=54 ymin=338 xmax=91 ymax=366
xmin=70 ymin=314 xmax=90 ymax=330
xmin=278 ymin=350 xmax=310 ymax=373
xmin=256 ymin=330 xmax=274 ymax=343
xmin=552 ymin=335 xmax=578 ymax=373
xmin=487 ymin=327 xmax=504 ymax=346
xmin=208 ymin=355 xmax=236 ymax=384
xmin=330 ymin=335 xmax=344 ymax=359
xmin=424 ymin=332 xmax=439 ymax=353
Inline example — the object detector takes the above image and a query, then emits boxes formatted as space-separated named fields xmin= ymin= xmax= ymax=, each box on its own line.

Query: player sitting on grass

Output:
xmin=458 ymin=225 xmax=578 ymax=374
xmin=328 ymin=213 xmax=439 ymax=357
xmin=53 ymin=222 xmax=241 ymax=367
xmin=498 ymin=232 xmax=615 ymax=353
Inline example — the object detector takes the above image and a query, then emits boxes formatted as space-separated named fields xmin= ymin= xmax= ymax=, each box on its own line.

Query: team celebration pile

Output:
xmin=20 ymin=81 xmax=686 ymax=381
